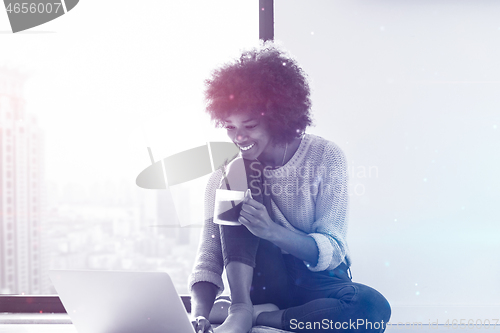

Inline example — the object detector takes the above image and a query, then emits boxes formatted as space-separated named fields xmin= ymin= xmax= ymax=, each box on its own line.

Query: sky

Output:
xmin=1 ymin=0 xmax=259 ymax=186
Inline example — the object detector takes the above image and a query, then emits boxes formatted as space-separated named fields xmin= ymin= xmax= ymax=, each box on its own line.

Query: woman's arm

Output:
xmin=191 ymin=281 xmax=218 ymax=319
xmin=239 ymin=141 xmax=349 ymax=271
xmin=191 ymin=283 xmax=216 ymax=333
xmin=188 ymin=170 xmax=227 ymax=332
xmin=239 ymin=191 xmax=319 ymax=265
xmin=267 ymin=224 xmax=319 ymax=266
xmin=188 ymin=169 xmax=225 ymax=311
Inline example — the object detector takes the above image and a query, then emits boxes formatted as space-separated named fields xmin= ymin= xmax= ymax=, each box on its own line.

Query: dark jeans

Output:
xmin=220 ymin=225 xmax=391 ymax=333
xmin=219 ymin=159 xmax=391 ymax=332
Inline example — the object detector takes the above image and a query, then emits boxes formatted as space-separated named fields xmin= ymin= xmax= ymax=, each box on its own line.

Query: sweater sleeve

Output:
xmin=187 ymin=169 xmax=225 ymax=296
xmin=304 ymin=142 xmax=350 ymax=272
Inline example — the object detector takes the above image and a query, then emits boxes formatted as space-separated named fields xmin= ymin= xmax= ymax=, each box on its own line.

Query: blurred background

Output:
xmin=1 ymin=0 xmax=499 ymax=323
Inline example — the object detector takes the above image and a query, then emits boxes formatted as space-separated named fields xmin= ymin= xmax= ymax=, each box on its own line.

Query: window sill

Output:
xmin=0 ymin=295 xmax=191 ymax=313
xmin=0 ymin=296 xmax=292 ymax=332
xmin=0 ymin=313 xmax=72 ymax=324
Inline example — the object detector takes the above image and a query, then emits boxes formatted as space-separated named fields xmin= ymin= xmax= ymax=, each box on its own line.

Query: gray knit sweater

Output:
xmin=188 ymin=133 xmax=351 ymax=296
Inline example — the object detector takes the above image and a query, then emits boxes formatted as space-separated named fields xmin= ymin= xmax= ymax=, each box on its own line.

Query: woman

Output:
xmin=188 ymin=43 xmax=391 ymax=333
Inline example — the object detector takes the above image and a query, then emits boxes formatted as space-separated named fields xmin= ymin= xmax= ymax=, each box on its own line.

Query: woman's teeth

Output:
xmin=239 ymin=143 xmax=255 ymax=151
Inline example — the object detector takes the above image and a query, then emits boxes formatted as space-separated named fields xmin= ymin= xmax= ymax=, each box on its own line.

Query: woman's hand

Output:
xmin=238 ymin=190 xmax=320 ymax=266
xmin=238 ymin=190 xmax=278 ymax=240
xmin=192 ymin=316 xmax=214 ymax=333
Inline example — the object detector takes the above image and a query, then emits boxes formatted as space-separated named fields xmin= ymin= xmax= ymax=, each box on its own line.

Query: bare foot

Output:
xmin=214 ymin=303 xmax=253 ymax=333
xmin=252 ymin=303 xmax=279 ymax=325
xmin=209 ymin=299 xmax=230 ymax=324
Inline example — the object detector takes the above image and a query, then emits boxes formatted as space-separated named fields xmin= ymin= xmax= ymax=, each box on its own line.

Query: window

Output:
xmin=0 ymin=0 xmax=256 ymax=299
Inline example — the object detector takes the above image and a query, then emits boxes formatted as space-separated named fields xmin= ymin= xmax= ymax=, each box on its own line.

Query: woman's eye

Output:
xmin=224 ymin=124 xmax=256 ymax=130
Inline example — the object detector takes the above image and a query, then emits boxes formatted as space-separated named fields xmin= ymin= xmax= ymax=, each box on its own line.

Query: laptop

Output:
xmin=49 ymin=270 xmax=196 ymax=333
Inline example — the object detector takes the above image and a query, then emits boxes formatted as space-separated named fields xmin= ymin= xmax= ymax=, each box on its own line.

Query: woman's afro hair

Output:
xmin=204 ymin=42 xmax=313 ymax=145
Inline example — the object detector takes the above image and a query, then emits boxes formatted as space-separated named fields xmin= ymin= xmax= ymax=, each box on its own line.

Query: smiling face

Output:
xmin=223 ymin=113 xmax=275 ymax=161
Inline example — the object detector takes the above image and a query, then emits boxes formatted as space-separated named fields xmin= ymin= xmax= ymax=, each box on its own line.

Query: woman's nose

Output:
xmin=233 ymin=129 xmax=247 ymax=143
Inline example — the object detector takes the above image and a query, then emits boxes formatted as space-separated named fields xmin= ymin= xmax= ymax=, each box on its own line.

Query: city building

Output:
xmin=0 ymin=68 xmax=48 ymax=294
